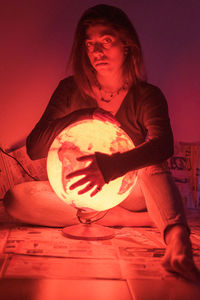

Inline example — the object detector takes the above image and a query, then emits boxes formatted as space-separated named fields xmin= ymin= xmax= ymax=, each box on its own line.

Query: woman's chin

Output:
xmin=95 ymin=65 xmax=112 ymax=75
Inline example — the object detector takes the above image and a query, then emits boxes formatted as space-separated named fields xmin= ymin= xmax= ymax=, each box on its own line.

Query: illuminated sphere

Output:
xmin=47 ymin=112 xmax=137 ymax=212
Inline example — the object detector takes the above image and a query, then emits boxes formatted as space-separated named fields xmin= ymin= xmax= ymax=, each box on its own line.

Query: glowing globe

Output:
xmin=47 ymin=112 xmax=137 ymax=212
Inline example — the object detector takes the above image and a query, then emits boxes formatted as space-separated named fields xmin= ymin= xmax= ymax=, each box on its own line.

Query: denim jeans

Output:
xmin=120 ymin=161 xmax=189 ymax=240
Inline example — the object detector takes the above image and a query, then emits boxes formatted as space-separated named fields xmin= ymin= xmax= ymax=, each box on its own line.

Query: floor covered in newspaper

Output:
xmin=0 ymin=201 xmax=200 ymax=300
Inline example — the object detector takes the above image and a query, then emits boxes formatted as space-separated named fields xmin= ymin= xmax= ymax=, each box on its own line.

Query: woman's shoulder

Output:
xmin=47 ymin=76 xmax=78 ymax=108
xmin=132 ymin=81 xmax=167 ymax=105
xmin=58 ymin=75 xmax=77 ymax=90
xmin=135 ymin=81 xmax=164 ymax=97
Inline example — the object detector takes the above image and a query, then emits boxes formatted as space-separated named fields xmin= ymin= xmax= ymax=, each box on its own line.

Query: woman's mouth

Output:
xmin=95 ymin=61 xmax=108 ymax=67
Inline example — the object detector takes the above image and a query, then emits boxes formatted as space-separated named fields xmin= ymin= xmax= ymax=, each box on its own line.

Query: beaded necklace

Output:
xmin=97 ymin=80 xmax=129 ymax=103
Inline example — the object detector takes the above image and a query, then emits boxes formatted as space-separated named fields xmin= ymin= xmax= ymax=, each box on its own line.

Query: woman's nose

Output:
xmin=93 ymin=42 xmax=104 ymax=53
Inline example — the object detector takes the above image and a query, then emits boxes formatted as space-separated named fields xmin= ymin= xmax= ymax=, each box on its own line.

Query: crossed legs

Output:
xmin=3 ymin=181 xmax=79 ymax=227
xmin=3 ymin=180 xmax=153 ymax=228
xmin=3 ymin=164 xmax=200 ymax=281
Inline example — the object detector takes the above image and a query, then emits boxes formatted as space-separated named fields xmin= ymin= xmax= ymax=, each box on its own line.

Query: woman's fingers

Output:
xmin=66 ymin=168 xmax=87 ymax=179
xmin=69 ymin=176 xmax=101 ymax=197
xmin=65 ymin=154 xmax=105 ymax=196
xmin=70 ymin=180 xmax=101 ymax=197
xmin=78 ymin=182 xmax=95 ymax=195
xmin=76 ymin=155 xmax=94 ymax=161
xmin=66 ymin=155 xmax=94 ymax=179
xmin=90 ymin=186 xmax=101 ymax=197
xmin=69 ymin=177 xmax=88 ymax=190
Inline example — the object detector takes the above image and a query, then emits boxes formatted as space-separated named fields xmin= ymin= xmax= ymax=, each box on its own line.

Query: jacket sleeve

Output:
xmin=26 ymin=78 xmax=95 ymax=160
xmin=95 ymin=85 xmax=174 ymax=183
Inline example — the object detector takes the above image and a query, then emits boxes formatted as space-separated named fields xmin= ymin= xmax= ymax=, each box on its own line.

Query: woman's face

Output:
xmin=85 ymin=24 xmax=126 ymax=76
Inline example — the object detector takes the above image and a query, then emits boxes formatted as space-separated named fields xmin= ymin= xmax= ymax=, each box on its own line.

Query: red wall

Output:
xmin=1 ymin=0 xmax=200 ymax=151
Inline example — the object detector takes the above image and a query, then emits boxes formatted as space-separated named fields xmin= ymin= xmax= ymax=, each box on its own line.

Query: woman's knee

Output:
xmin=138 ymin=161 xmax=171 ymax=179
xmin=2 ymin=182 xmax=49 ymax=221
xmin=3 ymin=187 xmax=20 ymax=219
xmin=3 ymin=182 xmax=79 ymax=227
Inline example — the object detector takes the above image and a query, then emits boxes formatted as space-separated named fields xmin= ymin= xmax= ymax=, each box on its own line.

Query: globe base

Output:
xmin=62 ymin=223 xmax=115 ymax=240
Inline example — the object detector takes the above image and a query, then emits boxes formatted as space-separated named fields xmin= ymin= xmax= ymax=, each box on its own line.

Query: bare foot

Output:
xmin=162 ymin=225 xmax=200 ymax=281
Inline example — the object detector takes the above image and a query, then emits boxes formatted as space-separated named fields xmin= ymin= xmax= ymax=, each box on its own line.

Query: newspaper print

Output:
xmin=0 ymin=146 xmax=47 ymax=198
xmin=4 ymin=255 xmax=122 ymax=279
xmin=180 ymin=142 xmax=200 ymax=208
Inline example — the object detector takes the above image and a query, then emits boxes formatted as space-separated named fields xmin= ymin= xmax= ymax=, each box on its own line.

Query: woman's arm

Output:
xmin=26 ymin=77 xmax=96 ymax=160
xmin=26 ymin=78 xmax=72 ymax=160
xmin=95 ymin=85 xmax=174 ymax=183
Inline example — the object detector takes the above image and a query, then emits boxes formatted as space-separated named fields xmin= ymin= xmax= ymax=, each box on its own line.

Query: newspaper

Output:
xmin=4 ymin=225 xmax=166 ymax=257
xmin=180 ymin=142 xmax=200 ymax=208
xmin=4 ymin=255 xmax=122 ymax=279
xmin=1 ymin=219 xmax=200 ymax=280
xmin=119 ymin=258 xmax=172 ymax=279
xmin=4 ymin=225 xmax=117 ymax=259
xmin=0 ymin=146 xmax=48 ymax=198
xmin=114 ymin=227 xmax=165 ymax=248
xmin=2 ymin=224 xmax=171 ymax=280
xmin=168 ymin=142 xmax=194 ymax=208
xmin=0 ymin=226 xmax=10 ymax=253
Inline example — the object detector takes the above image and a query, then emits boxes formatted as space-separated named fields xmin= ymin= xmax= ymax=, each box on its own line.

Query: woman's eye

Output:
xmin=103 ymin=38 xmax=112 ymax=44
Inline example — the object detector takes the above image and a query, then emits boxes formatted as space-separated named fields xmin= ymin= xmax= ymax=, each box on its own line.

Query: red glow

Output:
xmin=47 ymin=118 xmax=137 ymax=212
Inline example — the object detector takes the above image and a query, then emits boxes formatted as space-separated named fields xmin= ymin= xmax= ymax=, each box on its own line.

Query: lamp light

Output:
xmin=47 ymin=110 xmax=137 ymax=240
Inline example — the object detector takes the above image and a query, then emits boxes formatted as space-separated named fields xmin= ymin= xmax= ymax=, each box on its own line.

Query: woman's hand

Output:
xmin=66 ymin=154 xmax=105 ymax=197
xmin=93 ymin=108 xmax=120 ymax=126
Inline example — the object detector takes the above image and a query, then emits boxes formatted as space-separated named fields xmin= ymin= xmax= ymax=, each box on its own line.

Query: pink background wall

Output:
xmin=1 ymin=0 xmax=200 ymax=151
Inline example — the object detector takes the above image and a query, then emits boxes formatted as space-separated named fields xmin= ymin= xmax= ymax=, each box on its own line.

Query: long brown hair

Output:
xmin=68 ymin=4 xmax=147 ymax=98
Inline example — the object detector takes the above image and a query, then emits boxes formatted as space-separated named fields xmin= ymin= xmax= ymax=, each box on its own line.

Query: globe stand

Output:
xmin=62 ymin=209 xmax=115 ymax=240
xmin=47 ymin=115 xmax=137 ymax=240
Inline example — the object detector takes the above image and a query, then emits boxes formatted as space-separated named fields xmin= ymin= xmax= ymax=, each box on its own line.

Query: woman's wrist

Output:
xmin=95 ymin=151 xmax=124 ymax=183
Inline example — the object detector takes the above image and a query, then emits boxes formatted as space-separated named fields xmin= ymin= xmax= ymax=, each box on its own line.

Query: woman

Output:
xmin=4 ymin=4 xmax=199 ymax=281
